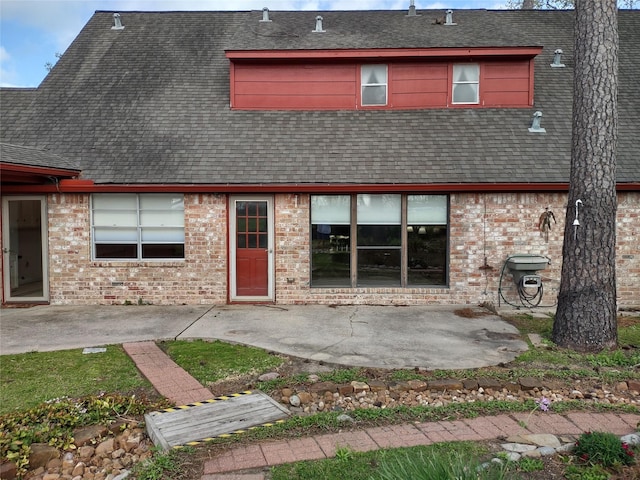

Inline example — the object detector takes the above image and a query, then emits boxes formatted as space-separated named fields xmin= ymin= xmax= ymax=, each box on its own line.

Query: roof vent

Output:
xmin=445 ymin=9 xmax=456 ymax=25
xmin=551 ymin=49 xmax=565 ymax=68
xmin=111 ymin=13 xmax=124 ymax=30
xmin=528 ymin=111 xmax=546 ymax=133
xmin=407 ymin=0 xmax=418 ymax=16
xmin=313 ymin=15 xmax=325 ymax=33
xmin=260 ymin=7 xmax=272 ymax=22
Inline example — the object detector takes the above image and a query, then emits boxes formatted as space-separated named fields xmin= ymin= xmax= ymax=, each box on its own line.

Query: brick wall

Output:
xmin=274 ymin=192 xmax=638 ymax=309
xmin=47 ymin=193 xmax=228 ymax=305
xmin=40 ymin=191 xmax=639 ymax=308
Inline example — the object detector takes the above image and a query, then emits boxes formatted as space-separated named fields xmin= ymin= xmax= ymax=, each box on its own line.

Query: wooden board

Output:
xmin=145 ymin=391 xmax=291 ymax=450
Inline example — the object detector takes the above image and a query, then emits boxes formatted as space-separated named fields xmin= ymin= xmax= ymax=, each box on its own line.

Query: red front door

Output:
xmin=234 ymin=199 xmax=269 ymax=297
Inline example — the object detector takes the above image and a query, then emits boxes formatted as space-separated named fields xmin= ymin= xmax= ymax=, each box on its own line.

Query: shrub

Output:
xmin=573 ymin=431 xmax=635 ymax=468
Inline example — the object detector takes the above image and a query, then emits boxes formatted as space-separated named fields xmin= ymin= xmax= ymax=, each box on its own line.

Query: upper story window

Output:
xmin=91 ymin=193 xmax=185 ymax=260
xmin=361 ymin=64 xmax=388 ymax=106
xmin=452 ymin=64 xmax=480 ymax=104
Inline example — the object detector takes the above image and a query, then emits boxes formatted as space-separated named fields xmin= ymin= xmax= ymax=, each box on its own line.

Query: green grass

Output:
xmin=131 ymin=446 xmax=195 ymax=480
xmin=270 ymin=441 xmax=497 ymax=480
xmin=0 ymin=346 xmax=149 ymax=414
xmin=619 ymin=321 xmax=640 ymax=347
xmin=161 ymin=339 xmax=284 ymax=385
xmin=506 ymin=313 xmax=640 ymax=377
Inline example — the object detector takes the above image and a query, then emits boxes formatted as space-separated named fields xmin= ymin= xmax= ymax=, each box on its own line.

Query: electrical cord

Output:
xmin=517 ymin=278 xmax=543 ymax=307
xmin=497 ymin=254 xmax=557 ymax=309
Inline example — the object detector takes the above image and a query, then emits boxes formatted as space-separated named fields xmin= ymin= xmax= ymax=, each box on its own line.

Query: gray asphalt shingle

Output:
xmin=0 ymin=9 xmax=638 ymax=186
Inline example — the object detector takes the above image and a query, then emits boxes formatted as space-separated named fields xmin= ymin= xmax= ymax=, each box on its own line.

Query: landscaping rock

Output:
xmin=95 ymin=438 xmax=115 ymax=456
xmin=296 ymin=391 xmax=313 ymax=404
xmin=462 ymin=379 xmax=479 ymax=390
xmin=28 ymin=443 xmax=59 ymax=470
xmin=258 ymin=372 xmax=280 ymax=381
xmin=337 ymin=384 xmax=354 ymax=396
xmin=0 ymin=461 xmax=17 ymax=480
xmin=73 ymin=424 xmax=109 ymax=447
xmin=478 ymin=377 xmax=502 ymax=389
xmin=539 ymin=446 xmax=558 ymax=456
xmin=628 ymin=380 xmax=640 ymax=393
xmin=351 ymin=381 xmax=370 ymax=393
xmin=427 ymin=379 xmax=463 ymax=391
xmin=518 ymin=377 xmax=540 ymax=391
xmin=506 ymin=433 xmax=561 ymax=448
xmin=501 ymin=443 xmax=537 ymax=453
xmin=621 ymin=433 xmax=640 ymax=446
xmin=615 ymin=381 xmax=629 ymax=391
xmin=308 ymin=381 xmax=337 ymax=394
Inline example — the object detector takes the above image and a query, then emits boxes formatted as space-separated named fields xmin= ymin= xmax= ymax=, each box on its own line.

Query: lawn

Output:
xmin=2 ymin=313 xmax=639 ymax=480
xmin=0 ymin=345 xmax=150 ymax=414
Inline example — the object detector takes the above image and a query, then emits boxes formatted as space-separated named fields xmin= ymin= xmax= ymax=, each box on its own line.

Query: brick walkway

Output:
xmin=122 ymin=341 xmax=640 ymax=480
xmin=200 ymin=412 xmax=640 ymax=479
xmin=123 ymin=341 xmax=213 ymax=405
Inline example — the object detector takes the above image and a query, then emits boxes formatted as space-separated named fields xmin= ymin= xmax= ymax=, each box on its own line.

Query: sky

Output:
xmin=0 ymin=0 xmax=507 ymax=88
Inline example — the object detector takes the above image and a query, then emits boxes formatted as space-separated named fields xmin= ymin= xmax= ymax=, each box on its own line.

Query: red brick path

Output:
xmin=121 ymin=341 xmax=639 ymax=480
xmin=123 ymin=341 xmax=213 ymax=406
xmin=201 ymin=412 xmax=639 ymax=479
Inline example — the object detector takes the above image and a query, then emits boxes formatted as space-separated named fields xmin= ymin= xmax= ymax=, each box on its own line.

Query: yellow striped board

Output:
xmin=145 ymin=390 xmax=291 ymax=451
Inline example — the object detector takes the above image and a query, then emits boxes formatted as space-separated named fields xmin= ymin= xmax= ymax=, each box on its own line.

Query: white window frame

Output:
xmin=91 ymin=193 xmax=185 ymax=261
xmin=361 ymin=64 xmax=388 ymax=106
xmin=452 ymin=63 xmax=480 ymax=105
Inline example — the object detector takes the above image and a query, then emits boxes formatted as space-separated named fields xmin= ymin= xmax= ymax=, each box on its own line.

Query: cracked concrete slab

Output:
xmin=1 ymin=304 xmax=528 ymax=369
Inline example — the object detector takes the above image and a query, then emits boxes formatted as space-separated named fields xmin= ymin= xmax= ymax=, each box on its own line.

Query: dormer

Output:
xmin=225 ymin=9 xmax=542 ymax=111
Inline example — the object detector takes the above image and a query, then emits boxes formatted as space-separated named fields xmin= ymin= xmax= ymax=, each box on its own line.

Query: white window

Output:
xmin=452 ymin=64 xmax=480 ymax=104
xmin=92 ymin=193 xmax=185 ymax=260
xmin=361 ymin=64 xmax=387 ymax=106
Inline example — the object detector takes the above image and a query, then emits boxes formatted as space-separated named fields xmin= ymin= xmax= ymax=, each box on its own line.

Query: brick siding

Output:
xmin=35 ymin=191 xmax=639 ymax=308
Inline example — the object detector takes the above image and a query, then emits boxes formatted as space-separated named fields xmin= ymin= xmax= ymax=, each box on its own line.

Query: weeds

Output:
xmin=573 ymin=431 xmax=636 ymax=468
xmin=0 ymin=393 xmax=167 ymax=477
xmin=132 ymin=446 xmax=194 ymax=480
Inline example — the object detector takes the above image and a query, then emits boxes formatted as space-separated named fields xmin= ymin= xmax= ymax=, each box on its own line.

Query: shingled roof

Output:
xmin=1 ymin=9 xmax=638 ymax=187
xmin=0 ymin=142 xmax=80 ymax=171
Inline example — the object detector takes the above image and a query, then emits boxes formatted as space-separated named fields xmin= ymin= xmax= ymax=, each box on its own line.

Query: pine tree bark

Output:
xmin=552 ymin=0 xmax=618 ymax=352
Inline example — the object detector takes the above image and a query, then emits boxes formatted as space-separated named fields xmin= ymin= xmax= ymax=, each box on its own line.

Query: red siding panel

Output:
xmin=235 ymin=94 xmax=354 ymax=110
xmin=482 ymin=60 xmax=532 ymax=107
xmin=233 ymin=63 xmax=357 ymax=110
xmin=390 ymin=63 xmax=448 ymax=108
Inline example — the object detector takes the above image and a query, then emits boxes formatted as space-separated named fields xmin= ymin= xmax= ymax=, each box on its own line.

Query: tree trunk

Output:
xmin=552 ymin=0 xmax=618 ymax=352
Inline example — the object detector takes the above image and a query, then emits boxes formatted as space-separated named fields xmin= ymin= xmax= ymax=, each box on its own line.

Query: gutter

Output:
xmin=1 ymin=180 xmax=639 ymax=194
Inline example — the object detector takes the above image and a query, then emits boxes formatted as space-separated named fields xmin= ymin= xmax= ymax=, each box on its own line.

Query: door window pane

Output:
xmin=236 ymin=201 xmax=268 ymax=250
